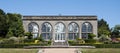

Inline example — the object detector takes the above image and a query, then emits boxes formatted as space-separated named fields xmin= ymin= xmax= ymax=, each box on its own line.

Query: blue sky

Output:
xmin=0 ymin=0 xmax=120 ymax=28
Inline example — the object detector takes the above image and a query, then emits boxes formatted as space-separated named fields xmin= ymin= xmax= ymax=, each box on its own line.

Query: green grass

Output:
xmin=0 ymin=48 xmax=38 ymax=53
xmin=80 ymin=48 xmax=120 ymax=53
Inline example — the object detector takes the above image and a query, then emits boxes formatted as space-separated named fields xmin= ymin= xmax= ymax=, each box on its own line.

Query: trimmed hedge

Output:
xmin=70 ymin=44 xmax=120 ymax=48
xmin=84 ymin=39 xmax=96 ymax=43
xmin=0 ymin=43 xmax=48 ymax=48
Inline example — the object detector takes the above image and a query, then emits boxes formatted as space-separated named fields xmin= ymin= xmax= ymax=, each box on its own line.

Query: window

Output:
xmin=82 ymin=22 xmax=92 ymax=39
xmin=68 ymin=22 xmax=79 ymax=40
xmin=28 ymin=22 xmax=39 ymax=38
xmin=41 ymin=22 xmax=52 ymax=40
xmin=55 ymin=22 xmax=65 ymax=41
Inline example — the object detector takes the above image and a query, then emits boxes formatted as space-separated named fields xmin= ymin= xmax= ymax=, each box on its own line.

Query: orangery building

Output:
xmin=22 ymin=15 xmax=97 ymax=42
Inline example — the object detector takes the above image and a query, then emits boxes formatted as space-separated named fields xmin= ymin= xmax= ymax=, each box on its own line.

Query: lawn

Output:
xmin=80 ymin=48 xmax=120 ymax=53
xmin=0 ymin=48 xmax=38 ymax=53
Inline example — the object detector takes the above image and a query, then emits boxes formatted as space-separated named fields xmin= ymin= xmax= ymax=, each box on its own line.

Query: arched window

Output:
xmin=55 ymin=22 xmax=65 ymax=42
xmin=68 ymin=22 xmax=79 ymax=40
xmin=28 ymin=22 xmax=39 ymax=38
xmin=41 ymin=22 xmax=52 ymax=40
xmin=82 ymin=22 xmax=92 ymax=39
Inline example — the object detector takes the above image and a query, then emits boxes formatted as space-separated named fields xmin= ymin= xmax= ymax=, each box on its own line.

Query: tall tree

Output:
xmin=98 ymin=19 xmax=110 ymax=37
xmin=111 ymin=25 xmax=120 ymax=38
xmin=7 ymin=13 xmax=24 ymax=37
xmin=0 ymin=9 xmax=9 ymax=37
xmin=0 ymin=9 xmax=24 ymax=38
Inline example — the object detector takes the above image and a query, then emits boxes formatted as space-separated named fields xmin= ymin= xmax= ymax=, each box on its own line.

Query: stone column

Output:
xmin=79 ymin=21 xmax=82 ymax=39
xmin=51 ymin=21 xmax=55 ymax=42
xmin=65 ymin=21 xmax=68 ymax=41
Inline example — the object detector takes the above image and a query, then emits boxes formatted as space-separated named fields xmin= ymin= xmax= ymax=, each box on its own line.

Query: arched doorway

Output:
xmin=54 ymin=22 xmax=65 ymax=42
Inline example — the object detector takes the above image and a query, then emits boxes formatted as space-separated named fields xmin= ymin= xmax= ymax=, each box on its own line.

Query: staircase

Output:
xmin=52 ymin=41 xmax=69 ymax=46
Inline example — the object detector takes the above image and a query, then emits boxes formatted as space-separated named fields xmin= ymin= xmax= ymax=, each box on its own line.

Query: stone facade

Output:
xmin=22 ymin=16 xmax=97 ymax=42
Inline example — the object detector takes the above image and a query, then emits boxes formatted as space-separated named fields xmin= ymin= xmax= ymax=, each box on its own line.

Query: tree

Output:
xmin=111 ymin=25 xmax=120 ymax=38
xmin=0 ymin=9 xmax=24 ymax=38
xmin=7 ymin=13 xmax=24 ymax=37
xmin=6 ymin=29 xmax=13 ymax=38
xmin=0 ymin=9 xmax=9 ymax=37
xmin=98 ymin=19 xmax=110 ymax=37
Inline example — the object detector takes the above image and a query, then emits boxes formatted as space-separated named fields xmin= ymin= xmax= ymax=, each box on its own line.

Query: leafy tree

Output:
xmin=111 ymin=25 xmax=120 ymax=38
xmin=6 ymin=29 xmax=13 ymax=38
xmin=0 ymin=9 xmax=24 ymax=38
xmin=98 ymin=19 xmax=110 ymax=37
xmin=0 ymin=9 xmax=9 ymax=37
xmin=7 ymin=13 xmax=24 ymax=37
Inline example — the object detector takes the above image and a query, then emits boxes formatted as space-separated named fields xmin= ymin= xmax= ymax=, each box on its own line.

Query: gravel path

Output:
xmin=37 ymin=48 xmax=79 ymax=53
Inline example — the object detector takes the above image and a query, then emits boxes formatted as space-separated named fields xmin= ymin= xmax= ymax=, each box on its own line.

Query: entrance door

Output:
xmin=54 ymin=23 xmax=66 ymax=42
xmin=55 ymin=33 xmax=65 ymax=42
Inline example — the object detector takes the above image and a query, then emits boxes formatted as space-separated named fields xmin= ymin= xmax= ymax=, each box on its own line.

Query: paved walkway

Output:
xmin=38 ymin=48 xmax=79 ymax=53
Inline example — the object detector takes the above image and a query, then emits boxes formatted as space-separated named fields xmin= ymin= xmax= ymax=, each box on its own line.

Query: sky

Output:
xmin=0 ymin=0 xmax=120 ymax=28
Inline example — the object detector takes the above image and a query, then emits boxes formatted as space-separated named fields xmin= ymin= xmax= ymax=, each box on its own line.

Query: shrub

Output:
xmin=0 ymin=43 xmax=48 ymax=48
xmin=47 ymin=40 xmax=51 ymax=45
xmin=37 ymin=34 xmax=44 ymax=42
xmin=0 ymin=37 xmax=20 ymax=44
xmin=34 ymin=40 xmax=39 ymax=44
xmin=68 ymin=40 xmax=75 ymax=44
xmin=24 ymin=32 xmax=33 ymax=39
xmin=76 ymin=39 xmax=85 ymax=44
xmin=98 ymin=35 xmax=112 ymax=42
xmin=84 ymin=39 xmax=96 ymax=43
xmin=70 ymin=44 xmax=120 ymax=48
xmin=88 ymin=33 xmax=96 ymax=39
xmin=23 ymin=39 xmax=34 ymax=43
xmin=9 ymin=37 xmax=19 ymax=43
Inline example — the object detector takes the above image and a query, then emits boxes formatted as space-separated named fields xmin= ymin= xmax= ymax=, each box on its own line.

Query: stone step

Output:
xmin=52 ymin=42 xmax=68 ymax=46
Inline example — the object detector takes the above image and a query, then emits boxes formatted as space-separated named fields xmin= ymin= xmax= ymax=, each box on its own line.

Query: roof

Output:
xmin=22 ymin=15 xmax=97 ymax=20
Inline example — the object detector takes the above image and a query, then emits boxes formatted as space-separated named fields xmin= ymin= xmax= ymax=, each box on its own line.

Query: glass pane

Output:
xmin=28 ymin=22 xmax=39 ymax=33
xmin=62 ymin=33 xmax=65 ymax=40
xmin=42 ymin=24 xmax=46 ymax=32
xmin=28 ymin=22 xmax=39 ymax=38
xmin=68 ymin=23 xmax=79 ymax=32
xmin=55 ymin=23 xmax=65 ymax=33
xmin=28 ymin=24 xmax=33 ymax=32
xmin=68 ymin=24 xmax=74 ymax=32
xmin=68 ymin=33 xmax=73 ymax=40
xmin=74 ymin=23 xmax=79 ymax=32
xmin=82 ymin=24 xmax=87 ymax=32
xmin=33 ymin=25 xmax=38 ymax=33
xmin=33 ymin=33 xmax=38 ymax=38
xmin=88 ymin=24 xmax=92 ymax=32
xmin=42 ymin=23 xmax=52 ymax=32
xmin=73 ymin=33 xmax=78 ymax=39
xmin=82 ymin=33 xmax=88 ymax=39
xmin=41 ymin=33 xmax=46 ymax=39
xmin=82 ymin=22 xmax=92 ymax=33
